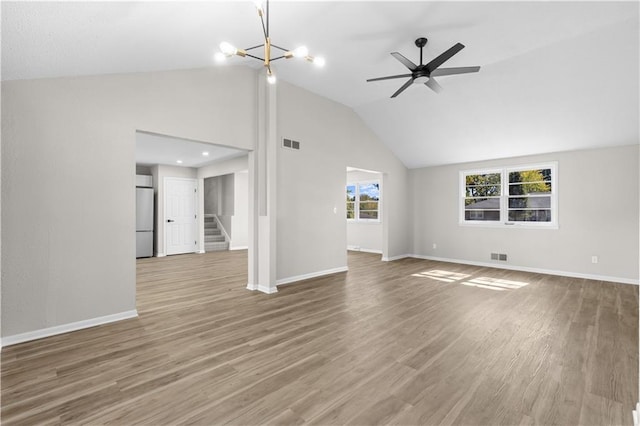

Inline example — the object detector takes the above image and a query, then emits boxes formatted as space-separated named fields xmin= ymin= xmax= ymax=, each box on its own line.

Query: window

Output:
xmin=460 ymin=163 xmax=557 ymax=228
xmin=346 ymin=181 xmax=380 ymax=221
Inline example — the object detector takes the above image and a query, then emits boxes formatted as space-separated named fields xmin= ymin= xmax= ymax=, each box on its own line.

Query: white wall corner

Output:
xmin=246 ymin=283 xmax=258 ymax=291
xmin=1 ymin=310 xmax=139 ymax=348
xmin=156 ymin=253 xmax=166 ymax=257
xmin=382 ymin=254 xmax=412 ymax=262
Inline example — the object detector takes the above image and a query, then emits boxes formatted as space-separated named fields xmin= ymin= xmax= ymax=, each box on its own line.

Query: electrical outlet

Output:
xmin=591 ymin=256 xmax=598 ymax=264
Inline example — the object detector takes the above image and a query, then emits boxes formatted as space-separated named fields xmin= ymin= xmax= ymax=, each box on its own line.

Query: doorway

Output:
xmin=346 ymin=167 xmax=384 ymax=256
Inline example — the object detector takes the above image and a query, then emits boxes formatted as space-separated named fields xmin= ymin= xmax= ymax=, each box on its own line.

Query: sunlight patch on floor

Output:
xmin=411 ymin=270 xmax=471 ymax=283
xmin=413 ymin=270 xmax=529 ymax=291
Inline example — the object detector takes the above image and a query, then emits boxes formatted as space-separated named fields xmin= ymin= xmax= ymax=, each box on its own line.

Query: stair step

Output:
xmin=205 ymin=235 xmax=226 ymax=242
xmin=205 ymin=229 xmax=222 ymax=236
xmin=205 ymin=241 xmax=229 ymax=252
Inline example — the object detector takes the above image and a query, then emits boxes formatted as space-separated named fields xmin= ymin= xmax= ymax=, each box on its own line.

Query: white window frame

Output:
xmin=459 ymin=162 xmax=558 ymax=229
xmin=347 ymin=180 xmax=381 ymax=223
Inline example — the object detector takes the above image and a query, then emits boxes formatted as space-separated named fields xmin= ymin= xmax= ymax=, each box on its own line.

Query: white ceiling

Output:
xmin=136 ymin=131 xmax=247 ymax=168
xmin=2 ymin=1 xmax=638 ymax=168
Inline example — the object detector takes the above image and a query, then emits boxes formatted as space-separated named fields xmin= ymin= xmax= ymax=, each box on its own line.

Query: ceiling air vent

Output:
xmin=282 ymin=138 xmax=300 ymax=150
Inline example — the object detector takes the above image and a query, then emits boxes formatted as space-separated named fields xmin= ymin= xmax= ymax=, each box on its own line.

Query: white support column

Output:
xmin=247 ymin=74 xmax=277 ymax=294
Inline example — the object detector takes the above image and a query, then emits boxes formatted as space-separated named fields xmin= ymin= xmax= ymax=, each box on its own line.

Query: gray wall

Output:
xmin=411 ymin=145 xmax=639 ymax=282
xmin=218 ymin=173 xmax=234 ymax=235
xmin=276 ymin=81 xmax=412 ymax=280
xmin=203 ymin=177 xmax=219 ymax=215
xmin=1 ymin=66 xmax=257 ymax=338
xmin=231 ymin=171 xmax=249 ymax=249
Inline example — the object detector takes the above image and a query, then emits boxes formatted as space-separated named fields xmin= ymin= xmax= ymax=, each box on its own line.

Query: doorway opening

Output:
xmin=346 ymin=166 xmax=385 ymax=258
xmin=203 ymin=170 xmax=249 ymax=252
xmin=135 ymin=130 xmax=249 ymax=258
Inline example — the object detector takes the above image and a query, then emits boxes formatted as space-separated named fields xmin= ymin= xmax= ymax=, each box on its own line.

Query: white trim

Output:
xmin=347 ymin=246 xmax=382 ymax=254
xmin=230 ymin=245 xmax=248 ymax=251
xmin=156 ymin=253 xmax=166 ymax=257
xmin=632 ymin=402 xmax=639 ymax=426
xmin=1 ymin=310 xmax=139 ymax=348
xmin=276 ymin=266 xmax=349 ymax=286
xmin=246 ymin=283 xmax=277 ymax=294
xmin=197 ymin=250 xmax=205 ymax=254
xmin=257 ymin=285 xmax=278 ymax=294
xmin=382 ymin=254 xmax=412 ymax=262
xmin=410 ymin=254 xmax=638 ymax=285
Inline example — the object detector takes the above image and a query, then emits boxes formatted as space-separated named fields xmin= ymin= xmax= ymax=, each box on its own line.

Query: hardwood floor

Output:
xmin=2 ymin=250 xmax=637 ymax=425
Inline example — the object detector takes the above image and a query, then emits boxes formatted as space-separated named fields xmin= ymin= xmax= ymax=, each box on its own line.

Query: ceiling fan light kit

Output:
xmin=367 ymin=37 xmax=481 ymax=97
xmin=217 ymin=0 xmax=325 ymax=84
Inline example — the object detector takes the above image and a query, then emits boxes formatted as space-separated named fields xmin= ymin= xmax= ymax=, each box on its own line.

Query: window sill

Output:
xmin=459 ymin=221 xmax=558 ymax=230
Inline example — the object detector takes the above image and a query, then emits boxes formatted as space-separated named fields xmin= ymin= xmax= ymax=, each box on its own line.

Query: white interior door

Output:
xmin=165 ymin=177 xmax=198 ymax=255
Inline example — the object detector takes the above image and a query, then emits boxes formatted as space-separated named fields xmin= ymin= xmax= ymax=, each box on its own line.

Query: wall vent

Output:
xmin=491 ymin=253 xmax=508 ymax=261
xmin=282 ymin=138 xmax=300 ymax=150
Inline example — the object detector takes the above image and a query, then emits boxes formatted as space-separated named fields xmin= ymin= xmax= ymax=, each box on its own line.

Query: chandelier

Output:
xmin=214 ymin=0 xmax=325 ymax=84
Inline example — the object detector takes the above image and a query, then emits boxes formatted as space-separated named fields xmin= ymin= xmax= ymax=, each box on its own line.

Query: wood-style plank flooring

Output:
xmin=2 ymin=251 xmax=638 ymax=425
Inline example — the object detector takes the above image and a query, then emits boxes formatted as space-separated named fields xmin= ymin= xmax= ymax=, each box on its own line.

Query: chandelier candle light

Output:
xmin=215 ymin=0 xmax=325 ymax=84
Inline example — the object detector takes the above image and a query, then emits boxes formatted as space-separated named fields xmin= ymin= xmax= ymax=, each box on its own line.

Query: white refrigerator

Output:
xmin=136 ymin=186 xmax=154 ymax=258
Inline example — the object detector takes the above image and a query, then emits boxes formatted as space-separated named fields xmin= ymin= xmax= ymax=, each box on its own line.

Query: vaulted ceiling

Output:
xmin=2 ymin=1 xmax=638 ymax=168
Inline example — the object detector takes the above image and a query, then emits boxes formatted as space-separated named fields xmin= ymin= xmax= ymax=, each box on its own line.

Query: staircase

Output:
xmin=204 ymin=215 xmax=229 ymax=252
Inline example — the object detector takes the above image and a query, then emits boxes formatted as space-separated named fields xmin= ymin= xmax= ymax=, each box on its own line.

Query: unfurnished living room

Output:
xmin=1 ymin=1 xmax=639 ymax=425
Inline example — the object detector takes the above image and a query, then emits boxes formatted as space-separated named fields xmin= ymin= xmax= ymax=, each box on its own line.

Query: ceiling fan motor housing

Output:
xmin=415 ymin=37 xmax=428 ymax=48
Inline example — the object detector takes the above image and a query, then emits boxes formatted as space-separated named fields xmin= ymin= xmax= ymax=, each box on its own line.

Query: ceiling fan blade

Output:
xmin=391 ymin=78 xmax=414 ymax=98
xmin=367 ymin=73 xmax=412 ymax=82
xmin=424 ymin=77 xmax=443 ymax=94
xmin=430 ymin=66 xmax=481 ymax=77
xmin=390 ymin=52 xmax=418 ymax=71
xmin=425 ymin=43 xmax=465 ymax=73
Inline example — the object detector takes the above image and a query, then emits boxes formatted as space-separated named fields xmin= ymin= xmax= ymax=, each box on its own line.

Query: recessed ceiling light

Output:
xmin=202 ymin=152 xmax=209 ymax=156
xmin=176 ymin=160 xmax=183 ymax=164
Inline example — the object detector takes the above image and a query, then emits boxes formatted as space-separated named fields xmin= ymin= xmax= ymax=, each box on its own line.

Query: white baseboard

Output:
xmin=410 ymin=254 xmax=639 ymax=285
xmin=1 ymin=310 xmax=139 ymax=348
xmin=347 ymin=246 xmax=382 ymax=254
xmin=258 ymin=285 xmax=278 ymax=294
xmin=230 ymin=246 xmax=248 ymax=251
xmin=197 ymin=250 xmax=205 ymax=254
xmin=633 ymin=402 xmax=639 ymax=426
xmin=276 ymin=266 xmax=349 ymax=286
xmin=246 ymin=283 xmax=277 ymax=294
xmin=382 ymin=253 xmax=412 ymax=262
xmin=156 ymin=253 xmax=166 ymax=257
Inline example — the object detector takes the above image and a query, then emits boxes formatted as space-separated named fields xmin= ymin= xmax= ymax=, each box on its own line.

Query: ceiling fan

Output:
xmin=367 ymin=37 xmax=480 ymax=98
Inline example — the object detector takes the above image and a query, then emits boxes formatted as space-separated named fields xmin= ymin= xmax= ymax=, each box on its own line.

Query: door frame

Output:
xmin=164 ymin=177 xmax=199 ymax=256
